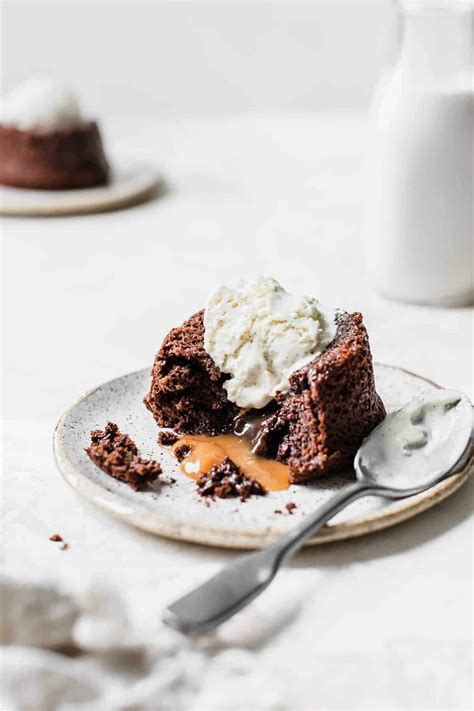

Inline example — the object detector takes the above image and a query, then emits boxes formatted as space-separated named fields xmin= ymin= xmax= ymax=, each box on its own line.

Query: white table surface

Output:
xmin=1 ymin=113 xmax=472 ymax=710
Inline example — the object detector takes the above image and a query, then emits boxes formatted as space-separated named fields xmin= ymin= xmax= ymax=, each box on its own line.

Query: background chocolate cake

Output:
xmin=0 ymin=123 xmax=109 ymax=190
xmin=0 ymin=77 xmax=109 ymax=190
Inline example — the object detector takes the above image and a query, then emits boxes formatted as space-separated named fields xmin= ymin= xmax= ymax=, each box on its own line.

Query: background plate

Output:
xmin=0 ymin=158 xmax=164 ymax=216
xmin=54 ymin=364 xmax=472 ymax=549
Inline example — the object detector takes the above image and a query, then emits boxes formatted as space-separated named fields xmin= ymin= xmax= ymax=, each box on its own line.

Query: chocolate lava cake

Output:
xmin=144 ymin=310 xmax=386 ymax=483
xmin=0 ymin=122 xmax=109 ymax=190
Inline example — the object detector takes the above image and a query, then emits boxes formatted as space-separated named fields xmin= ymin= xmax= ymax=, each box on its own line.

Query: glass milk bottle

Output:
xmin=365 ymin=0 xmax=473 ymax=306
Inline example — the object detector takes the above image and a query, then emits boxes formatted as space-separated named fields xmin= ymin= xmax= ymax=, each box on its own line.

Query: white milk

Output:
xmin=365 ymin=2 xmax=473 ymax=306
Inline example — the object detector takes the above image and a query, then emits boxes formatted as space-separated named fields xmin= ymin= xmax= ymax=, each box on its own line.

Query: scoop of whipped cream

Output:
xmin=203 ymin=276 xmax=336 ymax=409
xmin=0 ymin=77 xmax=82 ymax=130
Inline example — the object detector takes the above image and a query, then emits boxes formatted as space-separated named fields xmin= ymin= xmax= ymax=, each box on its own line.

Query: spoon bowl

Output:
xmin=355 ymin=390 xmax=472 ymax=492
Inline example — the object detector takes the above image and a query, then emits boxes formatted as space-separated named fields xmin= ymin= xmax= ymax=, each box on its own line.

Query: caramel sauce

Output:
xmin=171 ymin=433 xmax=290 ymax=491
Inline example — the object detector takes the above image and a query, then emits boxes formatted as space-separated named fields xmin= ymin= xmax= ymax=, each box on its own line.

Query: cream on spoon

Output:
xmin=355 ymin=390 xmax=472 ymax=490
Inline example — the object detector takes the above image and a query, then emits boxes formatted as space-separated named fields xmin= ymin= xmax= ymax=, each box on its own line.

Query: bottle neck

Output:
xmin=398 ymin=1 xmax=472 ymax=83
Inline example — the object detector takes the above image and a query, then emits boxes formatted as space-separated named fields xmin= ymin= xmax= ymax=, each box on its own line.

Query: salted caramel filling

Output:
xmin=171 ymin=433 xmax=289 ymax=491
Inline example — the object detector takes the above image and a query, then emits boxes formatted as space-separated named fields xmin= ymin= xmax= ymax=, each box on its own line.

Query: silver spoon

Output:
xmin=163 ymin=390 xmax=472 ymax=635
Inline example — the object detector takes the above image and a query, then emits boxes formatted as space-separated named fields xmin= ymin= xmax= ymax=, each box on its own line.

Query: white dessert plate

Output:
xmin=53 ymin=364 xmax=473 ymax=549
xmin=0 ymin=158 xmax=164 ymax=217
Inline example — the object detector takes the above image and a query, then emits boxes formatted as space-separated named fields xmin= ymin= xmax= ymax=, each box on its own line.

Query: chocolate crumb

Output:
xmin=85 ymin=422 xmax=162 ymax=491
xmin=49 ymin=534 xmax=63 ymax=542
xmin=60 ymin=543 xmax=69 ymax=550
xmin=274 ymin=509 xmax=283 ymax=515
xmin=285 ymin=502 xmax=297 ymax=514
xmin=158 ymin=430 xmax=179 ymax=446
xmin=197 ymin=458 xmax=266 ymax=502
xmin=174 ymin=443 xmax=191 ymax=462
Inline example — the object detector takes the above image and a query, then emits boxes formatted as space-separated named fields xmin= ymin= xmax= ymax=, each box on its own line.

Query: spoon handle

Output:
xmin=267 ymin=480 xmax=376 ymax=565
xmin=163 ymin=480 xmax=378 ymax=635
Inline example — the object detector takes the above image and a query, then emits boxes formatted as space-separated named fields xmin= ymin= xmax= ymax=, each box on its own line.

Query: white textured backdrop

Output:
xmin=1 ymin=0 xmax=397 ymax=116
xmin=1 ymin=3 xmax=472 ymax=709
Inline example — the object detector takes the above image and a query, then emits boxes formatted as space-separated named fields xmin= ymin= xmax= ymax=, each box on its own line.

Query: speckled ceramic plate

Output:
xmin=0 ymin=158 xmax=164 ymax=216
xmin=53 ymin=364 xmax=473 ymax=549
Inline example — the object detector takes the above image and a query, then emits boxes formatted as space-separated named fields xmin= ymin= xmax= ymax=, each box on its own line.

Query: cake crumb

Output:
xmin=158 ymin=430 xmax=179 ymax=446
xmin=174 ymin=443 xmax=191 ymax=462
xmin=86 ymin=422 xmax=162 ymax=491
xmin=197 ymin=458 xmax=266 ymax=502
xmin=286 ymin=502 xmax=297 ymax=514
xmin=50 ymin=534 xmax=69 ymax=549
xmin=274 ymin=509 xmax=282 ymax=515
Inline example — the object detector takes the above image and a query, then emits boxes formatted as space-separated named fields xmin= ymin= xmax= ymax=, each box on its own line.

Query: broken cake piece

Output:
xmin=86 ymin=422 xmax=162 ymax=491
xmin=197 ymin=457 xmax=266 ymax=501
xmin=158 ymin=430 xmax=179 ymax=447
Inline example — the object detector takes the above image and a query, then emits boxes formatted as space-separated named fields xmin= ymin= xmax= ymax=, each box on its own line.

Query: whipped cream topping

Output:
xmin=0 ymin=78 xmax=83 ymax=130
xmin=203 ymin=276 xmax=336 ymax=409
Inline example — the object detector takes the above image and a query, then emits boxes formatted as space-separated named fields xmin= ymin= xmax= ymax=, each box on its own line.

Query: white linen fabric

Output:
xmin=0 ymin=573 xmax=303 ymax=711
